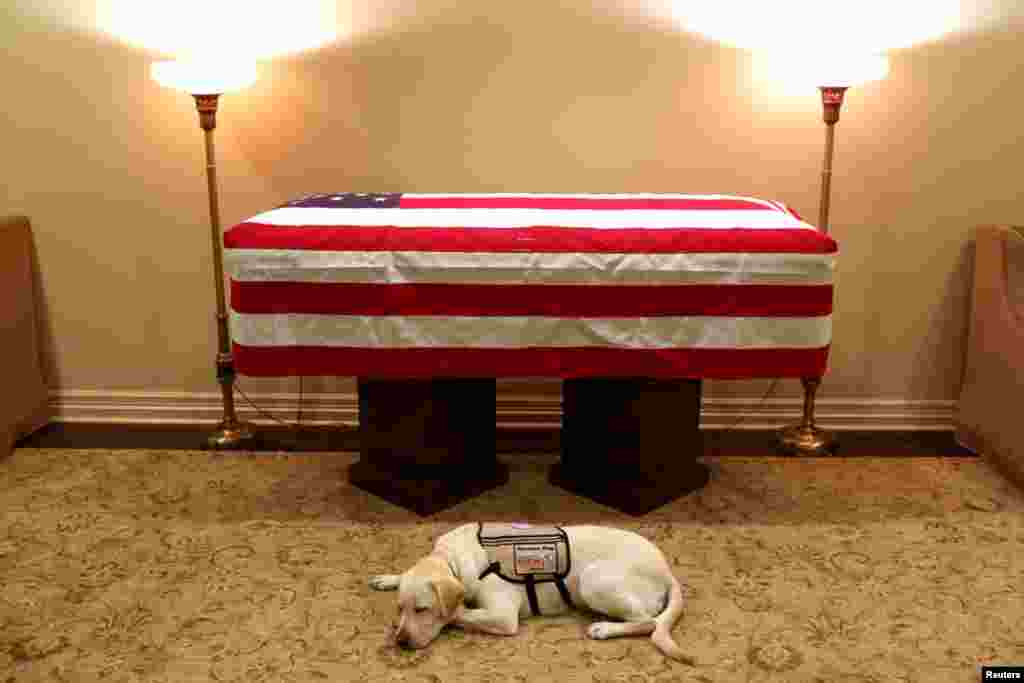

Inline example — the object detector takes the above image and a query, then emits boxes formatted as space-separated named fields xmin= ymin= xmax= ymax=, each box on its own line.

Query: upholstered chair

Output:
xmin=1 ymin=215 xmax=50 ymax=454
xmin=956 ymin=225 xmax=1024 ymax=488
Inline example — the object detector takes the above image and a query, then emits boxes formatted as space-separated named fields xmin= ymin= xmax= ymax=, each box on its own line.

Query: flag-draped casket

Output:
xmin=224 ymin=193 xmax=837 ymax=379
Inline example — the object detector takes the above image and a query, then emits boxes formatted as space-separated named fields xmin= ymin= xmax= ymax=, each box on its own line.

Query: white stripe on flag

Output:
xmin=226 ymin=249 xmax=835 ymax=285
xmin=402 ymin=193 xmax=785 ymax=207
xmin=246 ymin=207 xmax=815 ymax=230
xmin=229 ymin=312 xmax=833 ymax=350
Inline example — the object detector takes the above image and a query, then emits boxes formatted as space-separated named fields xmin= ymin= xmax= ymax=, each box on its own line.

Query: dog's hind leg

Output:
xmin=577 ymin=560 xmax=695 ymax=664
xmin=576 ymin=560 xmax=666 ymax=640
xmin=587 ymin=620 xmax=656 ymax=639
xmin=368 ymin=575 xmax=401 ymax=591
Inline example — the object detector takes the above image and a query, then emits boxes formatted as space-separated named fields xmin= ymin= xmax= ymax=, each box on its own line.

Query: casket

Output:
xmin=224 ymin=193 xmax=836 ymax=379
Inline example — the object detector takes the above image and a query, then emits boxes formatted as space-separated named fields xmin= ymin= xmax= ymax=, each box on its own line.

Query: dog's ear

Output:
xmin=432 ymin=577 xmax=465 ymax=620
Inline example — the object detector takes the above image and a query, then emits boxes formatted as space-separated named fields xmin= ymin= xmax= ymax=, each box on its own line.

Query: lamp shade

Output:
xmin=150 ymin=60 xmax=258 ymax=95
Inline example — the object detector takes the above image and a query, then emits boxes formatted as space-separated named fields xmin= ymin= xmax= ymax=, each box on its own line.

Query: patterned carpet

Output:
xmin=1 ymin=447 xmax=1022 ymax=682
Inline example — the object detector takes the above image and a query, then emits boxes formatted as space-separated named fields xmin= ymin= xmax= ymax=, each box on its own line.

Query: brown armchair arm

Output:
xmin=1 ymin=215 xmax=50 ymax=452
xmin=957 ymin=225 xmax=1024 ymax=488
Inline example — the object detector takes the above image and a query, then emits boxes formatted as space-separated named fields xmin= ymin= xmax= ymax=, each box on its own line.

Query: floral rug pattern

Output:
xmin=1 ymin=448 xmax=1022 ymax=682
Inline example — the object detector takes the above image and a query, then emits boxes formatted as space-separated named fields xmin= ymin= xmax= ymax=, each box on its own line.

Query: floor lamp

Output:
xmin=778 ymin=54 xmax=888 ymax=457
xmin=152 ymin=61 xmax=258 ymax=449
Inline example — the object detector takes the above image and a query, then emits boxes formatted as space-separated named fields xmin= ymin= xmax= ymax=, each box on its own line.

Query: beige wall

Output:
xmin=2 ymin=1 xmax=1022 ymax=405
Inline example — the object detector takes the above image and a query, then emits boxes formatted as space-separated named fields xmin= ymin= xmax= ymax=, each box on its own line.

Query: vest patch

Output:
xmin=477 ymin=523 xmax=574 ymax=616
xmin=514 ymin=543 xmax=558 ymax=574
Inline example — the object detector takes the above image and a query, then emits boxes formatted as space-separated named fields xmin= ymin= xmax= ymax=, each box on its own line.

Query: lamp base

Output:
xmin=206 ymin=418 xmax=255 ymax=450
xmin=777 ymin=423 xmax=837 ymax=457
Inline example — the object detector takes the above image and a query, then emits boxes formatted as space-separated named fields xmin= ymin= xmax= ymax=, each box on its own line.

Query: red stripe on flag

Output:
xmin=398 ymin=196 xmax=778 ymax=211
xmin=231 ymin=281 xmax=834 ymax=317
xmin=225 ymin=224 xmax=838 ymax=254
xmin=232 ymin=344 xmax=830 ymax=379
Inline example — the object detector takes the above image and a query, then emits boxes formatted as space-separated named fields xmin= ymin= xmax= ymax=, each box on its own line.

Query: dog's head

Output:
xmin=392 ymin=555 xmax=465 ymax=649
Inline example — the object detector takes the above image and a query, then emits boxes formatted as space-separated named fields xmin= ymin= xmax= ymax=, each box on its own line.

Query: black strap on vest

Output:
xmin=478 ymin=561 xmax=575 ymax=617
xmin=554 ymin=577 xmax=575 ymax=609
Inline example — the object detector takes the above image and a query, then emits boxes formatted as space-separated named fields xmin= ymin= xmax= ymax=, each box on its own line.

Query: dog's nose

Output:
xmin=395 ymin=633 xmax=413 ymax=649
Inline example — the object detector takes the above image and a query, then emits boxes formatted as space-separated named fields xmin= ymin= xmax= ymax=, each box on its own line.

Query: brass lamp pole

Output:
xmin=777 ymin=49 xmax=887 ymax=455
xmin=194 ymin=93 xmax=253 ymax=448
xmin=816 ymin=86 xmax=847 ymax=233
xmin=778 ymin=85 xmax=847 ymax=457
xmin=152 ymin=61 xmax=257 ymax=449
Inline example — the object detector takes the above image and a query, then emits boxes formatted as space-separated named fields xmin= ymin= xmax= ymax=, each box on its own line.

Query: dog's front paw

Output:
xmin=587 ymin=622 xmax=615 ymax=640
xmin=369 ymin=574 xmax=400 ymax=591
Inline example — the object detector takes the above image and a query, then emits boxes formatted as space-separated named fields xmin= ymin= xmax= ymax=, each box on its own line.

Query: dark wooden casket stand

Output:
xmin=349 ymin=378 xmax=508 ymax=516
xmin=551 ymin=378 xmax=709 ymax=516
xmin=349 ymin=377 xmax=709 ymax=517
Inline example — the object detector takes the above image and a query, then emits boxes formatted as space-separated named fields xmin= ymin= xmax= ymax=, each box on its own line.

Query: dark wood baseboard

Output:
xmin=15 ymin=422 xmax=975 ymax=458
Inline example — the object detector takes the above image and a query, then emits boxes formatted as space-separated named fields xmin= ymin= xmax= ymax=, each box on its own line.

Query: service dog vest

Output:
xmin=477 ymin=523 xmax=574 ymax=616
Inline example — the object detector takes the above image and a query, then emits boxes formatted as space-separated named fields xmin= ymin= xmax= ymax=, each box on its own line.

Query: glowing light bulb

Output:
xmin=757 ymin=52 xmax=890 ymax=92
xmin=661 ymin=0 xmax=961 ymax=52
xmin=101 ymin=0 xmax=339 ymax=59
xmin=150 ymin=60 xmax=258 ymax=95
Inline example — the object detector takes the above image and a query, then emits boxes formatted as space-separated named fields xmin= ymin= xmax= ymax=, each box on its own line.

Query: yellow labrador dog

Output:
xmin=369 ymin=523 xmax=694 ymax=664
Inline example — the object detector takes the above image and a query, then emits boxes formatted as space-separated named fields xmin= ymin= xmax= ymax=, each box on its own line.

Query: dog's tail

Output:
xmin=651 ymin=575 xmax=696 ymax=666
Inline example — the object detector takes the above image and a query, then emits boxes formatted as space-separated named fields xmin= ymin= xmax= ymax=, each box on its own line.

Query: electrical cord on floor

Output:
xmin=234 ymin=379 xmax=304 ymax=429
xmin=707 ymin=378 xmax=780 ymax=456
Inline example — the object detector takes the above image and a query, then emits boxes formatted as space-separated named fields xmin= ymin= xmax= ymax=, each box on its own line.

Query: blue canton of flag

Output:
xmin=284 ymin=193 xmax=402 ymax=209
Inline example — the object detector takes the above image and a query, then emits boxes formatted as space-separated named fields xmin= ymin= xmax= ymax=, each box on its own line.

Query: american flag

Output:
xmin=224 ymin=193 xmax=837 ymax=378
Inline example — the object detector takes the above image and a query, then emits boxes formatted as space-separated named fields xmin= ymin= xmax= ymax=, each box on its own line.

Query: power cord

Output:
xmin=707 ymin=378 xmax=780 ymax=456
xmin=234 ymin=377 xmax=305 ymax=429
